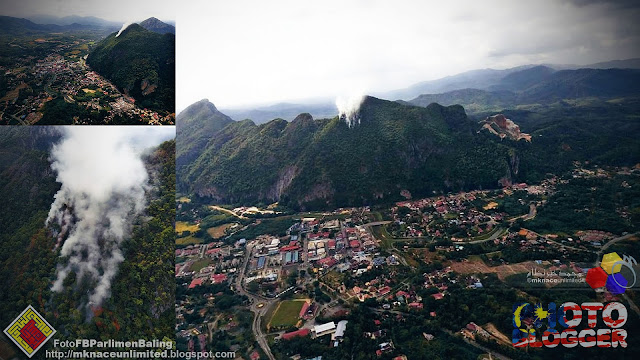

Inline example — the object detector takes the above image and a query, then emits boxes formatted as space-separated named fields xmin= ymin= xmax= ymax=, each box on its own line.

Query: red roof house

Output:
xmin=281 ymin=328 xmax=310 ymax=340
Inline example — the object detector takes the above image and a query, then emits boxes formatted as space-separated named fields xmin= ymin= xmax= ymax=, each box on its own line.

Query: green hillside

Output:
xmin=176 ymin=99 xmax=234 ymax=174
xmin=178 ymin=97 xmax=522 ymax=209
xmin=86 ymin=23 xmax=175 ymax=113
xmin=178 ymin=94 xmax=640 ymax=210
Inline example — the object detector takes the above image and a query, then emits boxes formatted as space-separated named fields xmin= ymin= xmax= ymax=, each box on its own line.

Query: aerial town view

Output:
xmin=0 ymin=15 xmax=175 ymax=125
xmin=174 ymin=1 xmax=640 ymax=359
xmin=175 ymin=164 xmax=639 ymax=360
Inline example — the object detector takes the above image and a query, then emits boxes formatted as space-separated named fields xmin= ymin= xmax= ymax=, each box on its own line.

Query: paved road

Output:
xmin=468 ymin=227 xmax=508 ymax=244
xmin=6 ymin=112 xmax=27 ymax=125
xmin=525 ymin=229 xmax=593 ymax=253
xmin=235 ymin=243 xmax=276 ymax=360
xmin=365 ymin=221 xmax=409 ymax=266
xmin=524 ymin=203 xmax=537 ymax=220
xmin=507 ymin=202 xmax=537 ymax=223
xmin=592 ymin=232 xmax=639 ymax=268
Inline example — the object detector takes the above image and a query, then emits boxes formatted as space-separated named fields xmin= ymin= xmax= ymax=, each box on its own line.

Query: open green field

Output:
xmin=268 ymin=300 xmax=307 ymax=329
xmin=190 ymin=258 xmax=212 ymax=272
xmin=371 ymin=225 xmax=393 ymax=249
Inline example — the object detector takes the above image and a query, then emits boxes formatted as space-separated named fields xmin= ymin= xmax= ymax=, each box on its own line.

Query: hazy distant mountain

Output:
xmin=519 ymin=68 xmax=640 ymax=103
xmin=408 ymin=68 xmax=640 ymax=113
xmin=0 ymin=15 xmax=98 ymax=34
xmin=581 ymin=58 xmax=640 ymax=70
xmin=380 ymin=59 xmax=640 ymax=101
xmin=26 ymin=14 xmax=120 ymax=28
xmin=139 ymin=17 xmax=175 ymax=34
xmin=222 ymin=102 xmax=337 ymax=124
xmin=405 ymin=88 xmax=516 ymax=114
xmin=488 ymin=65 xmax=556 ymax=92
xmin=378 ymin=65 xmax=537 ymax=101
xmin=86 ymin=23 xmax=175 ymax=113
xmin=0 ymin=16 xmax=50 ymax=34
xmin=0 ymin=15 xmax=123 ymax=36
xmin=190 ymin=57 xmax=640 ymax=129
xmin=176 ymin=99 xmax=233 ymax=172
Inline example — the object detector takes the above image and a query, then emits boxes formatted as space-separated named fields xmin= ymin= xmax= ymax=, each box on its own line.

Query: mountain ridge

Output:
xmin=139 ymin=17 xmax=175 ymax=34
xmin=86 ymin=23 xmax=175 ymax=113
xmin=178 ymin=96 xmax=520 ymax=209
xmin=176 ymin=99 xmax=234 ymax=174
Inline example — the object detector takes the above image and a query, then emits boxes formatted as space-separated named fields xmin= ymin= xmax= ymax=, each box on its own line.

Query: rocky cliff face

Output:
xmin=479 ymin=114 xmax=531 ymax=142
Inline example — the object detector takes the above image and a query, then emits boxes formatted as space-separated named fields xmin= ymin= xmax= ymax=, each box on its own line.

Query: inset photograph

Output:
xmin=0 ymin=0 xmax=175 ymax=125
xmin=0 ymin=126 xmax=176 ymax=359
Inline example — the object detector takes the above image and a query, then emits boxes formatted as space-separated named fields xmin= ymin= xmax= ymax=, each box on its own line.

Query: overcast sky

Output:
xmin=176 ymin=0 xmax=640 ymax=111
xmin=0 ymin=0 xmax=175 ymax=22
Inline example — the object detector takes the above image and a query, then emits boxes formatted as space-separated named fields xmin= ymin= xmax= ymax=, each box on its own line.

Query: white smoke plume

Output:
xmin=336 ymin=93 xmax=365 ymax=128
xmin=46 ymin=127 xmax=174 ymax=311
xmin=116 ymin=21 xmax=133 ymax=37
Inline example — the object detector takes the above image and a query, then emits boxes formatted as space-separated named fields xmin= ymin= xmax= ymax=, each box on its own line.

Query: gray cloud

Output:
xmin=171 ymin=0 xmax=640 ymax=109
xmin=487 ymin=2 xmax=640 ymax=64
xmin=565 ymin=0 xmax=640 ymax=10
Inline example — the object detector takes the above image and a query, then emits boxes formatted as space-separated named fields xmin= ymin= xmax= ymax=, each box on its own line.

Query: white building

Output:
xmin=331 ymin=320 xmax=348 ymax=346
xmin=312 ymin=322 xmax=336 ymax=338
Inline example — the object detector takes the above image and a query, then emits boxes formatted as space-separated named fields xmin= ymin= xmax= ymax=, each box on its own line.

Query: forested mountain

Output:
xmin=176 ymin=99 xmax=234 ymax=174
xmin=178 ymin=97 xmax=520 ymax=209
xmin=86 ymin=23 xmax=175 ymax=113
xmin=401 ymin=88 xmax=516 ymax=114
xmin=516 ymin=68 xmax=640 ymax=103
xmin=177 ymin=93 xmax=639 ymax=210
xmin=488 ymin=65 xmax=556 ymax=92
xmin=0 ymin=128 xmax=175 ymax=358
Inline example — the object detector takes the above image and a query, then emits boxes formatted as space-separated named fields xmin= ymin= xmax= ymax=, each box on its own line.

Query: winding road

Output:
xmin=235 ymin=243 xmax=276 ymax=360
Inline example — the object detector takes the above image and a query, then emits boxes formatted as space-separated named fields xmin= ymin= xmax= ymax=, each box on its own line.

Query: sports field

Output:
xmin=268 ymin=300 xmax=307 ymax=328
